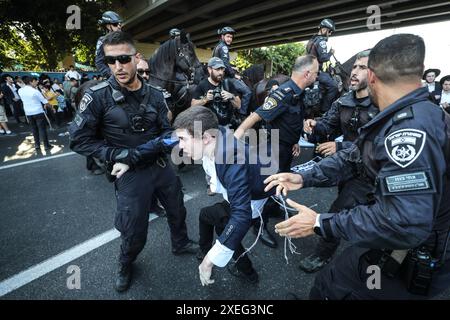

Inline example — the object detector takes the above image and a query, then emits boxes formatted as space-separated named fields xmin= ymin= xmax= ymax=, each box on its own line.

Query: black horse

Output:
xmin=147 ymin=31 xmax=204 ymax=121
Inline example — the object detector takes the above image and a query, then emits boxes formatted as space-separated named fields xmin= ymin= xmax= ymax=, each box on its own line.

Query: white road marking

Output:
xmin=0 ymin=152 xmax=77 ymax=170
xmin=0 ymin=192 xmax=198 ymax=297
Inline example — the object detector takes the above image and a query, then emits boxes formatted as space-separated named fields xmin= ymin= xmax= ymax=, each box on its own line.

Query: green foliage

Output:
xmin=0 ymin=0 xmax=114 ymax=70
xmin=237 ymin=42 xmax=306 ymax=75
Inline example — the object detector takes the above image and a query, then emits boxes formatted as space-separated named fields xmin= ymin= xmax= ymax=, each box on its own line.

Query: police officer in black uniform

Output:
xmin=69 ymin=31 xmax=198 ymax=292
xmin=213 ymin=27 xmax=237 ymax=79
xmin=306 ymin=19 xmax=339 ymax=113
xmin=96 ymin=11 xmax=123 ymax=78
xmin=298 ymin=49 xmax=379 ymax=273
xmin=265 ymin=34 xmax=450 ymax=299
xmin=213 ymin=26 xmax=252 ymax=117
xmin=235 ymin=55 xmax=319 ymax=248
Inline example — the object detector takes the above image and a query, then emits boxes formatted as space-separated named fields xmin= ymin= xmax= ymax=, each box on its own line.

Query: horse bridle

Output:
xmin=148 ymin=44 xmax=196 ymax=86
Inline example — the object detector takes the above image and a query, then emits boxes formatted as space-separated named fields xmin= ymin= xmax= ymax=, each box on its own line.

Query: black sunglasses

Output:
xmin=104 ymin=54 xmax=135 ymax=65
xmin=111 ymin=23 xmax=121 ymax=27
xmin=137 ymin=69 xmax=151 ymax=75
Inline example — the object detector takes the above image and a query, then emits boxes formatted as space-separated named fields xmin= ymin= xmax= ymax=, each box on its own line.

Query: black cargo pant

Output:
xmin=199 ymin=200 xmax=254 ymax=274
xmin=318 ymin=71 xmax=339 ymax=113
xmin=114 ymin=161 xmax=189 ymax=265
xmin=314 ymin=177 xmax=374 ymax=259
xmin=310 ymin=246 xmax=450 ymax=300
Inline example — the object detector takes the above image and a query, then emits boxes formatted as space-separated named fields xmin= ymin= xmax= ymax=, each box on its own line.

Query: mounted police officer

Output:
xmin=213 ymin=26 xmax=252 ymax=117
xmin=213 ymin=27 xmax=237 ymax=79
xmin=265 ymin=34 xmax=450 ymax=299
xmin=96 ymin=11 xmax=123 ymax=78
xmin=69 ymin=31 xmax=199 ymax=293
xmin=235 ymin=55 xmax=319 ymax=249
xmin=299 ymin=49 xmax=379 ymax=273
xmin=306 ymin=18 xmax=339 ymax=113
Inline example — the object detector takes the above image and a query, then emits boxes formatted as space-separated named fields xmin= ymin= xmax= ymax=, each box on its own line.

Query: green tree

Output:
xmin=236 ymin=42 xmax=306 ymax=75
xmin=0 ymin=0 xmax=114 ymax=70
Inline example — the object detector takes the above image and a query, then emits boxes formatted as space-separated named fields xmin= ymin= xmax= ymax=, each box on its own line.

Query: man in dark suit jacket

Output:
xmin=1 ymin=74 xmax=24 ymax=123
xmin=423 ymin=68 xmax=442 ymax=104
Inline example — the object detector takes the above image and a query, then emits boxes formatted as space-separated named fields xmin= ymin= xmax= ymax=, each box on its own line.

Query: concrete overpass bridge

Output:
xmin=117 ymin=0 xmax=450 ymax=61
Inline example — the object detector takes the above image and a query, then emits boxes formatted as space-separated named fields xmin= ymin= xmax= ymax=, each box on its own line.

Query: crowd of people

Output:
xmin=1 ymin=9 xmax=450 ymax=300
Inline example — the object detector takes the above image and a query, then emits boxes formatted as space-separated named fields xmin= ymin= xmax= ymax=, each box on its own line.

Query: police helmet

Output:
xmin=98 ymin=11 xmax=122 ymax=25
xmin=218 ymin=26 xmax=236 ymax=35
xmin=169 ymin=28 xmax=181 ymax=38
xmin=319 ymin=19 xmax=336 ymax=32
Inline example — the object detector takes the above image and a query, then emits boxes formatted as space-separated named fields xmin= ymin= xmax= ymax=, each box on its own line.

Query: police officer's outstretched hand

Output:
xmin=304 ymin=119 xmax=317 ymax=134
xmin=199 ymin=255 xmax=215 ymax=286
xmin=264 ymin=173 xmax=304 ymax=196
xmin=316 ymin=141 xmax=337 ymax=157
xmin=292 ymin=144 xmax=301 ymax=157
xmin=275 ymin=199 xmax=316 ymax=238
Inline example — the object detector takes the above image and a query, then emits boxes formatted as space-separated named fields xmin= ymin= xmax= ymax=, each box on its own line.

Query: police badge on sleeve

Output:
xmin=79 ymin=93 xmax=93 ymax=113
xmin=384 ymin=129 xmax=426 ymax=168
xmin=262 ymin=97 xmax=278 ymax=110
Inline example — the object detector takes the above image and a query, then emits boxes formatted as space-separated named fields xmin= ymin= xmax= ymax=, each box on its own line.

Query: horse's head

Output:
xmin=176 ymin=31 xmax=202 ymax=82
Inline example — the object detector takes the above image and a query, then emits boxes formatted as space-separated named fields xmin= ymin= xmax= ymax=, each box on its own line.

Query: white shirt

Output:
xmin=440 ymin=91 xmax=450 ymax=106
xmin=65 ymin=70 xmax=81 ymax=80
xmin=18 ymin=86 xmax=48 ymax=116
xmin=426 ymin=82 xmax=435 ymax=93
xmin=202 ymin=155 xmax=268 ymax=267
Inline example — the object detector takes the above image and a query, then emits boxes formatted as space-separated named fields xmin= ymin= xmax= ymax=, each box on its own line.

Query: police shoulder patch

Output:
xmin=262 ymin=97 xmax=278 ymax=110
xmin=384 ymin=128 xmax=426 ymax=168
xmin=79 ymin=93 xmax=93 ymax=113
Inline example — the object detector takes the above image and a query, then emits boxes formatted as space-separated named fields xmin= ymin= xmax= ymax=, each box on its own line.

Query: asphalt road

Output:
xmin=0 ymin=120 xmax=449 ymax=300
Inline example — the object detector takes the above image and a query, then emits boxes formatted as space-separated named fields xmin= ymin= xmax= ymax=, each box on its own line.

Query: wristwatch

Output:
xmin=313 ymin=214 xmax=322 ymax=236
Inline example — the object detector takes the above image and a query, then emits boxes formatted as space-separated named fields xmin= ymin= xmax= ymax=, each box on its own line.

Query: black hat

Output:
xmin=422 ymin=68 xmax=440 ymax=80
xmin=440 ymin=75 xmax=450 ymax=86
xmin=207 ymin=57 xmax=226 ymax=69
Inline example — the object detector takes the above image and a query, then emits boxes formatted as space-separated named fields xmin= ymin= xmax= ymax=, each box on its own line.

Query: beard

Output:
xmin=350 ymin=77 xmax=368 ymax=92
xmin=211 ymin=73 xmax=223 ymax=83
xmin=116 ymin=70 xmax=137 ymax=86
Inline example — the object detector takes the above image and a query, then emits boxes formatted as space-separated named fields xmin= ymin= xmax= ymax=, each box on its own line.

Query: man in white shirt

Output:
xmin=64 ymin=65 xmax=81 ymax=81
xmin=439 ymin=75 xmax=450 ymax=113
xmin=18 ymin=76 xmax=52 ymax=151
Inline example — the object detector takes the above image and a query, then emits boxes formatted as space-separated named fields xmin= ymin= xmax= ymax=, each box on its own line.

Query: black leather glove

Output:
xmin=107 ymin=148 xmax=142 ymax=167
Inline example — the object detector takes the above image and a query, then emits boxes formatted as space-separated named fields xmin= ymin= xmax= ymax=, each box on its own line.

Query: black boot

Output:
xmin=227 ymin=262 xmax=259 ymax=284
xmin=299 ymin=237 xmax=340 ymax=273
xmin=298 ymin=254 xmax=331 ymax=273
xmin=253 ymin=223 xmax=277 ymax=248
xmin=114 ymin=263 xmax=133 ymax=292
xmin=172 ymin=240 xmax=200 ymax=255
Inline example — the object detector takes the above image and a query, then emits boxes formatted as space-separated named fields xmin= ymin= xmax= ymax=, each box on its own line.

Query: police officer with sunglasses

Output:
xmin=70 ymin=31 xmax=199 ymax=292
xmin=96 ymin=11 xmax=123 ymax=78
